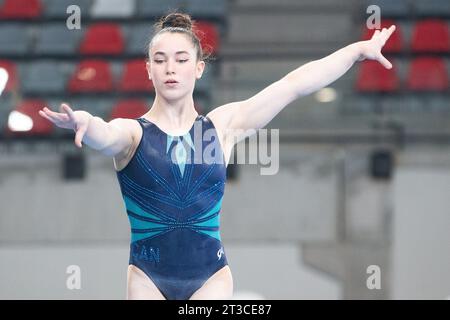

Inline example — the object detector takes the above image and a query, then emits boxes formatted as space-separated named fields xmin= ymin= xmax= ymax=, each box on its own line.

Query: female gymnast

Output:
xmin=38 ymin=13 xmax=395 ymax=300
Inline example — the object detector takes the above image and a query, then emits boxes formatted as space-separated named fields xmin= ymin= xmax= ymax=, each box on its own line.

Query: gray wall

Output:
xmin=392 ymin=165 xmax=450 ymax=299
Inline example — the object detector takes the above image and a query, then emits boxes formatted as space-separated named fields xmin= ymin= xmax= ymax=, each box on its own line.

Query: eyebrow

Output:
xmin=154 ymin=51 xmax=190 ymax=56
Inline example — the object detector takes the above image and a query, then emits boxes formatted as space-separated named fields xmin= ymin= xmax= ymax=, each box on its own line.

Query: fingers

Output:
xmin=370 ymin=29 xmax=381 ymax=42
xmin=61 ymin=103 xmax=76 ymax=122
xmin=386 ymin=25 xmax=396 ymax=37
xmin=38 ymin=109 xmax=55 ymax=123
xmin=39 ymin=107 xmax=69 ymax=123
xmin=378 ymin=53 xmax=392 ymax=69
xmin=371 ymin=25 xmax=396 ymax=45
xmin=379 ymin=25 xmax=396 ymax=44
xmin=39 ymin=104 xmax=84 ymax=146
xmin=367 ymin=25 xmax=396 ymax=69
xmin=378 ymin=25 xmax=395 ymax=69
xmin=74 ymin=124 xmax=87 ymax=148
xmin=382 ymin=25 xmax=395 ymax=40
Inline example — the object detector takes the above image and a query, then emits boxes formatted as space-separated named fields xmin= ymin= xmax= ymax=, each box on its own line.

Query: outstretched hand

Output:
xmin=357 ymin=25 xmax=396 ymax=69
xmin=38 ymin=103 xmax=91 ymax=148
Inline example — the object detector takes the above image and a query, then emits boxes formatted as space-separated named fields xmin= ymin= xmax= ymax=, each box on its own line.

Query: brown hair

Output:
xmin=148 ymin=12 xmax=212 ymax=63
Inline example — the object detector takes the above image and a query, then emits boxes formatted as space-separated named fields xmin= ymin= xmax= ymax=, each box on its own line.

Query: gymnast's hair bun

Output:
xmin=160 ymin=12 xmax=193 ymax=31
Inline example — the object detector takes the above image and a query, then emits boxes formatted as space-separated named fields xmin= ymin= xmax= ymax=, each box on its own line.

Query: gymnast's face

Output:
xmin=147 ymin=32 xmax=205 ymax=100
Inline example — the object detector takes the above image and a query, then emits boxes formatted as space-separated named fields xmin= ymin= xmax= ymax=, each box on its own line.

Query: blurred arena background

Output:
xmin=0 ymin=0 xmax=449 ymax=299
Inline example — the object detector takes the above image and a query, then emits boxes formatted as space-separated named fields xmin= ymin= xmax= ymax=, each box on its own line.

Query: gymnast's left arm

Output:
xmin=207 ymin=25 xmax=396 ymax=142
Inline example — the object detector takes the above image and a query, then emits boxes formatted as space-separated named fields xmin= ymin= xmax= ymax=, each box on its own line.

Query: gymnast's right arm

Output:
xmin=38 ymin=103 xmax=133 ymax=157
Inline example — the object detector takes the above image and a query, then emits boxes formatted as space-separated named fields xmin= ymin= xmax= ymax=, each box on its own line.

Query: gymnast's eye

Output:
xmin=154 ymin=60 xmax=164 ymax=64
xmin=178 ymin=59 xmax=188 ymax=63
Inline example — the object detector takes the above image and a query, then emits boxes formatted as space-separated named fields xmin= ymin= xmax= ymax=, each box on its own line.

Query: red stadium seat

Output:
xmin=0 ymin=60 xmax=19 ymax=92
xmin=411 ymin=20 xmax=450 ymax=53
xmin=6 ymin=99 xmax=53 ymax=136
xmin=0 ymin=0 xmax=42 ymax=19
xmin=68 ymin=60 xmax=113 ymax=93
xmin=361 ymin=20 xmax=403 ymax=53
xmin=119 ymin=59 xmax=154 ymax=92
xmin=356 ymin=60 xmax=400 ymax=92
xmin=79 ymin=23 xmax=124 ymax=55
xmin=109 ymin=99 xmax=148 ymax=121
xmin=407 ymin=57 xmax=448 ymax=91
xmin=194 ymin=21 xmax=220 ymax=55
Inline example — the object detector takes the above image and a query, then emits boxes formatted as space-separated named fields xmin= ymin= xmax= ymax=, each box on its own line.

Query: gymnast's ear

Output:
xmin=196 ymin=60 xmax=205 ymax=80
xmin=146 ymin=61 xmax=152 ymax=80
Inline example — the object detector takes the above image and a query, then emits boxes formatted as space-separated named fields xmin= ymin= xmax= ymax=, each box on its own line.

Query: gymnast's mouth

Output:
xmin=165 ymin=80 xmax=179 ymax=87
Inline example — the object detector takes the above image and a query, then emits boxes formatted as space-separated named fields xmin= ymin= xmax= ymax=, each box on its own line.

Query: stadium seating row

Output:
xmin=0 ymin=21 xmax=221 ymax=56
xmin=0 ymin=0 xmax=227 ymax=20
xmin=343 ymin=94 xmax=450 ymax=115
xmin=0 ymin=97 xmax=209 ymax=136
xmin=356 ymin=57 xmax=449 ymax=92
xmin=0 ymin=59 xmax=214 ymax=94
xmin=363 ymin=0 xmax=450 ymax=18
xmin=2 ymin=56 xmax=446 ymax=95
xmin=361 ymin=19 xmax=450 ymax=53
